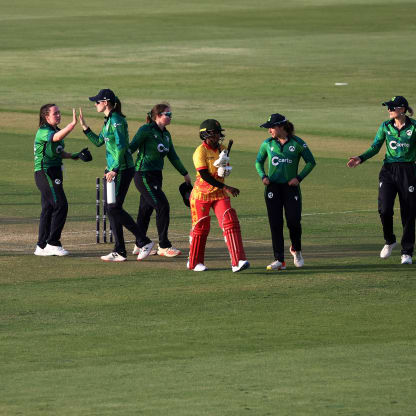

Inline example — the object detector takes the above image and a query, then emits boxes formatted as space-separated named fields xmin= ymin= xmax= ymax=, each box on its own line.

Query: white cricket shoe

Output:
xmin=187 ymin=261 xmax=207 ymax=271
xmin=101 ymin=252 xmax=127 ymax=262
xmin=157 ymin=246 xmax=181 ymax=257
xmin=43 ymin=244 xmax=69 ymax=256
xmin=290 ymin=246 xmax=304 ymax=268
xmin=401 ymin=254 xmax=412 ymax=265
xmin=380 ymin=242 xmax=397 ymax=259
xmin=232 ymin=260 xmax=250 ymax=273
xmin=137 ymin=241 xmax=155 ymax=260
xmin=34 ymin=245 xmax=47 ymax=256
xmin=132 ymin=244 xmax=156 ymax=256
xmin=266 ymin=260 xmax=286 ymax=270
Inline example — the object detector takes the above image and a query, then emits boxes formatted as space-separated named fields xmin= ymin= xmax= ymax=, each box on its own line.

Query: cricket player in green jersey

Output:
xmin=79 ymin=89 xmax=142 ymax=262
xmin=34 ymin=104 xmax=91 ymax=256
xmin=348 ymin=96 xmax=416 ymax=265
xmin=256 ymin=113 xmax=316 ymax=270
xmin=129 ymin=103 xmax=192 ymax=260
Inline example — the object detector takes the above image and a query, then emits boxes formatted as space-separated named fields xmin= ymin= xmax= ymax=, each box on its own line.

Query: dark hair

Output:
xmin=146 ymin=102 xmax=170 ymax=123
xmin=108 ymin=97 xmax=125 ymax=118
xmin=282 ymin=120 xmax=295 ymax=136
xmin=39 ymin=103 xmax=56 ymax=127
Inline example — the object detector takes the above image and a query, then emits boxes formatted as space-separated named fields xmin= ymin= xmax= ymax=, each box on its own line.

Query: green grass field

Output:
xmin=1 ymin=1 xmax=415 ymax=415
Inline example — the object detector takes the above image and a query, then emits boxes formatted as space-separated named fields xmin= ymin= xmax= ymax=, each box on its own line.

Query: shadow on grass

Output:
xmin=250 ymin=263 xmax=408 ymax=276
xmin=247 ymin=242 xmax=394 ymax=259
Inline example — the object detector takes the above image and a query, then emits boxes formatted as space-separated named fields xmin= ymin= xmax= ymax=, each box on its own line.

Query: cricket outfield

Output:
xmin=0 ymin=1 xmax=415 ymax=414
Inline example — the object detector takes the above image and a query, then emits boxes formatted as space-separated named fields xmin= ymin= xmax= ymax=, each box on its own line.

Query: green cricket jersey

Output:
xmin=84 ymin=111 xmax=134 ymax=172
xmin=359 ymin=117 xmax=416 ymax=163
xmin=129 ymin=121 xmax=187 ymax=175
xmin=255 ymin=135 xmax=316 ymax=183
xmin=34 ymin=124 xmax=64 ymax=171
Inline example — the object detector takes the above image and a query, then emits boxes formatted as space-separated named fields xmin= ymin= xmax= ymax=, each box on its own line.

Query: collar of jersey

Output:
xmin=42 ymin=123 xmax=59 ymax=132
xmin=104 ymin=109 xmax=115 ymax=124
xmin=202 ymin=141 xmax=220 ymax=151
xmin=387 ymin=115 xmax=411 ymax=130
xmin=268 ymin=136 xmax=292 ymax=147
xmin=150 ymin=120 xmax=167 ymax=133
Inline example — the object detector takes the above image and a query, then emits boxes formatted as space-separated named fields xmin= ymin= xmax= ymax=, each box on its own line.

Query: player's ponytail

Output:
xmin=407 ymin=106 xmax=414 ymax=117
xmin=110 ymin=97 xmax=125 ymax=118
xmin=283 ymin=120 xmax=295 ymax=136
xmin=39 ymin=103 xmax=56 ymax=127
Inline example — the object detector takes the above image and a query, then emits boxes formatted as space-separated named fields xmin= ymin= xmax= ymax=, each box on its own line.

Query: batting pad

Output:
xmin=222 ymin=208 xmax=246 ymax=267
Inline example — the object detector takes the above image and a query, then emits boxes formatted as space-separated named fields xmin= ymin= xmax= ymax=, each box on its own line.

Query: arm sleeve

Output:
xmin=47 ymin=130 xmax=55 ymax=142
xmin=255 ymin=142 xmax=268 ymax=179
xmin=167 ymin=141 xmax=188 ymax=176
xmin=129 ymin=125 xmax=147 ymax=153
xmin=297 ymin=144 xmax=316 ymax=182
xmin=110 ymin=121 xmax=128 ymax=172
xmin=43 ymin=129 xmax=58 ymax=158
xmin=83 ymin=127 xmax=105 ymax=147
xmin=359 ymin=124 xmax=386 ymax=163
xmin=199 ymin=169 xmax=225 ymax=189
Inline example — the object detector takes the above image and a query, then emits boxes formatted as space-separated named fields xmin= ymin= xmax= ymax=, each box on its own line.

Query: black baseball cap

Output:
xmin=89 ymin=89 xmax=116 ymax=102
xmin=382 ymin=96 xmax=408 ymax=109
xmin=200 ymin=119 xmax=224 ymax=133
xmin=260 ymin=113 xmax=287 ymax=128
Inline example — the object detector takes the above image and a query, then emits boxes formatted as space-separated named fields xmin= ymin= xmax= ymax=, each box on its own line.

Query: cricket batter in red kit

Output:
xmin=187 ymin=119 xmax=250 ymax=272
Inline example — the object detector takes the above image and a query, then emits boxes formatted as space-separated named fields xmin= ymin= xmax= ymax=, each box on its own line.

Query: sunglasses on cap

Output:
xmin=161 ymin=111 xmax=172 ymax=118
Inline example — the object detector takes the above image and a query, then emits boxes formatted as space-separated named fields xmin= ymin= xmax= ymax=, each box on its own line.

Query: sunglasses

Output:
xmin=95 ymin=100 xmax=107 ymax=105
xmin=161 ymin=111 xmax=172 ymax=118
xmin=387 ymin=106 xmax=403 ymax=111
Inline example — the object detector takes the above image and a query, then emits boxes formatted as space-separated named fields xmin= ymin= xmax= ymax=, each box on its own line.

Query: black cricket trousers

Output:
xmin=265 ymin=182 xmax=302 ymax=262
xmin=133 ymin=170 xmax=171 ymax=249
xmin=378 ymin=162 xmax=416 ymax=256
xmin=35 ymin=166 xmax=68 ymax=248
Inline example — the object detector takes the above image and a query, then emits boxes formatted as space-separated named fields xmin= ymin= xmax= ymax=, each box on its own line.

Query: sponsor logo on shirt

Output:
xmin=55 ymin=179 xmax=61 ymax=185
xmin=157 ymin=143 xmax=169 ymax=153
xmin=271 ymin=156 xmax=292 ymax=166
xmin=389 ymin=141 xmax=410 ymax=150
xmin=56 ymin=145 xmax=63 ymax=154
xmin=268 ymin=192 xmax=273 ymax=199
xmin=409 ymin=186 xmax=415 ymax=193
xmin=289 ymin=146 xmax=295 ymax=152
xmin=406 ymin=130 xmax=412 ymax=136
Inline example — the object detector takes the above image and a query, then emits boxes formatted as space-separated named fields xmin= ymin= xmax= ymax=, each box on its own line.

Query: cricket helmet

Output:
xmin=199 ymin=119 xmax=225 ymax=140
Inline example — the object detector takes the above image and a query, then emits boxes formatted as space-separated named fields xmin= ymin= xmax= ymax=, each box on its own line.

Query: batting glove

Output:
xmin=213 ymin=150 xmax=229 ymax=168
xmin=218 ymin=166 xmax=232 ymax=178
